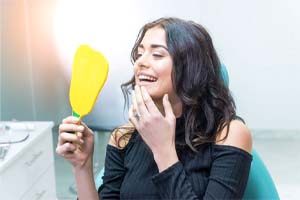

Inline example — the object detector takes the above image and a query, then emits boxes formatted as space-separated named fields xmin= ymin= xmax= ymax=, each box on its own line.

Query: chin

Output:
xmin=149 ymin=91 xmax=165 ymax=101
xmin=136 ymin=82 xmax=165 ymax=100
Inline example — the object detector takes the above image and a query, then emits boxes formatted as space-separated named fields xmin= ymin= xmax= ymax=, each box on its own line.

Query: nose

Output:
xmin=136 ymin=53 xmax=150 ymax=68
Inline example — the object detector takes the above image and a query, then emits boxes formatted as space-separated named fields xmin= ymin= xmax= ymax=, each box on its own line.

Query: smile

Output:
xmin=138 ymin=74 xmax=158 ymax=82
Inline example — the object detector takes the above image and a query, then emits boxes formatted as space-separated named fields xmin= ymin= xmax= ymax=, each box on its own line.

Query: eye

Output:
xmin=135 ymin=52 xmax=143 ymax=59
xmin=153 ymin=53 xmax=163 ymax=58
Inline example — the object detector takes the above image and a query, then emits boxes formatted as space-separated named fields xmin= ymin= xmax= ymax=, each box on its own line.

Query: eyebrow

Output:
xmin=138 ymin=44 xmax=168 ymax=51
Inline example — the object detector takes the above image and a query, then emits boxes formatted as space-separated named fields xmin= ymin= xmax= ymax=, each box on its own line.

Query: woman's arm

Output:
xmin=203 ymin=119 xmax=252 ymax=198
xmin=56 ymin=116 xmax=99 ymax=200
xmin=74 ymin=159 xmax=99 ymax=200
xmin=152 ymin=120 xmax=252 ymax=199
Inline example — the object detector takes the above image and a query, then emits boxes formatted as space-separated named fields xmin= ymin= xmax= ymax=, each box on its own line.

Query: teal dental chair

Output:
xmin=243 ymin=149 xmax=279 ymax=199
xmin=95 ymin=64 xmax=280 ymax=199
xmin=220 ymin=64 xmax=279 ymax=199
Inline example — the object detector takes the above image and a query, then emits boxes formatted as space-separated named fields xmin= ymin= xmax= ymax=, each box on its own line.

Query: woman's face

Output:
xmin=134 ymin=27 xmax=176 ymax=101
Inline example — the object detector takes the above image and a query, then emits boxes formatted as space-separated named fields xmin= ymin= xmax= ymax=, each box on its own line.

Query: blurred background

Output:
xmin=1 ymin=0 xmax=299 ymax=199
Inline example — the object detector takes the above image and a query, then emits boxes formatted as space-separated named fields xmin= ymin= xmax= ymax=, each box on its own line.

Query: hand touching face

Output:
xmin=129 ymin=85 xmax=179 ymax=172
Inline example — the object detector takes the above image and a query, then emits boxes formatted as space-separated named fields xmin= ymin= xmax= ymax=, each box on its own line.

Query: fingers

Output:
xmin=133 ymin=86 xmax=149 ymax=117
xmin=58 ymin=116 xmax=90 ymax=147
xmin=60 ymin=116 xmax=93 ymax=137
xmin=131 ymin=91 xmax=140 ymax=116
xmin=80 ymin=121 xmax=94 ymax=137
xmin=62 ymin=116 xmax=80 ymax=124
xmin=57 ymin=124 xmax=84 ymax=159
xmin=131 ymin=86 xmax=174 ymax=125
xmin=59 ymin=122 xmax=84 ymax=134
xmin=56 ymin=142 xmax=77 ymax=155
xmin=163 ymin=94 xmax=175 ymax=121
xmin=140 ymin=86 xmax=160 ymax=114
xmin=58 ymin=132 xmax=84 ymax=145
xmin=128 ymin=105 xmax=138 ymax=128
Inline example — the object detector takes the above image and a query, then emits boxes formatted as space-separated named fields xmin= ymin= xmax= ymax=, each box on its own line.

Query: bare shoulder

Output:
xmin=216 ymin=120 xmax=252 ymax=154
xmin=108 ymin=123 xmax=135 ymax=149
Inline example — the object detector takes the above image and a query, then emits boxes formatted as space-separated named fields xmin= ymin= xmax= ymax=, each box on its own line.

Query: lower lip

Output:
xmin=137 ymin=81 xmax=156 ymax=86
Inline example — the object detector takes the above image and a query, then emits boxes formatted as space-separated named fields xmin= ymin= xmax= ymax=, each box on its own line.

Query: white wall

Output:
xmin=79 ymin=0 xmax=300 ymax=130
xmin=1 ymin=0 xmax=299 ymax=130
xmin=0 ymin=0 xmax=70 ymax=124
xmin=205 ymin=1 xmax=300 ymax=130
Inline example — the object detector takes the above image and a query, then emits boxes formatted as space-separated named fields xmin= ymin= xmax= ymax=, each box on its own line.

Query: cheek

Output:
xmin=133 ymin=64 xmax=137 ymax=73
xmin=155 ymin=71 xmax=174 ymax=93
xmin=133 ymin=65 xmax=138 ymax=79
xmin=158 ymin=65 xmax=173 ymax=86
xmin=161 ymin=78 xmax=174 ymax=93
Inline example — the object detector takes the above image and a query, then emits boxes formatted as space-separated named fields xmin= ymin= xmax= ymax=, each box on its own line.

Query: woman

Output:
xmin=56 ymin=17 xmax=252 ymax=199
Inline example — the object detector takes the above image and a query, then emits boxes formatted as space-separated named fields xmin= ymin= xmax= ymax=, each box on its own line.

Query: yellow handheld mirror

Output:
xmin=69 ymin=45 xmax=109 ymax=121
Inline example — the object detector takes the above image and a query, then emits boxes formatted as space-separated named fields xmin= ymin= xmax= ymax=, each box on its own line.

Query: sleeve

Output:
xmin=151 ymin=146 xmax=252 ymax=199
xmin=98 ymin=145 xmax=126 ymax=199
xmin=203 ymin=145 xmax=252 ymax=199
xmin=152 ymin=161 xmax=199 ymax=199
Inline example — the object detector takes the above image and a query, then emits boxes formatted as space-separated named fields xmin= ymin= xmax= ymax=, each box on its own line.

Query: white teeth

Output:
xmin=138 ymin=74 xmax=157 ymax=82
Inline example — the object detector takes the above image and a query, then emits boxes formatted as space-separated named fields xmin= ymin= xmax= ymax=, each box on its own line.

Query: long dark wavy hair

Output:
xmin=115 ymin=17 xmax=236 ymax=152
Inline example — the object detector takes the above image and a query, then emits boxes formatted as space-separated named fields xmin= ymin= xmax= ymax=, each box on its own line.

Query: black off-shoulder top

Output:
xmin=98 ymin=117 xmax=252 ymax=199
